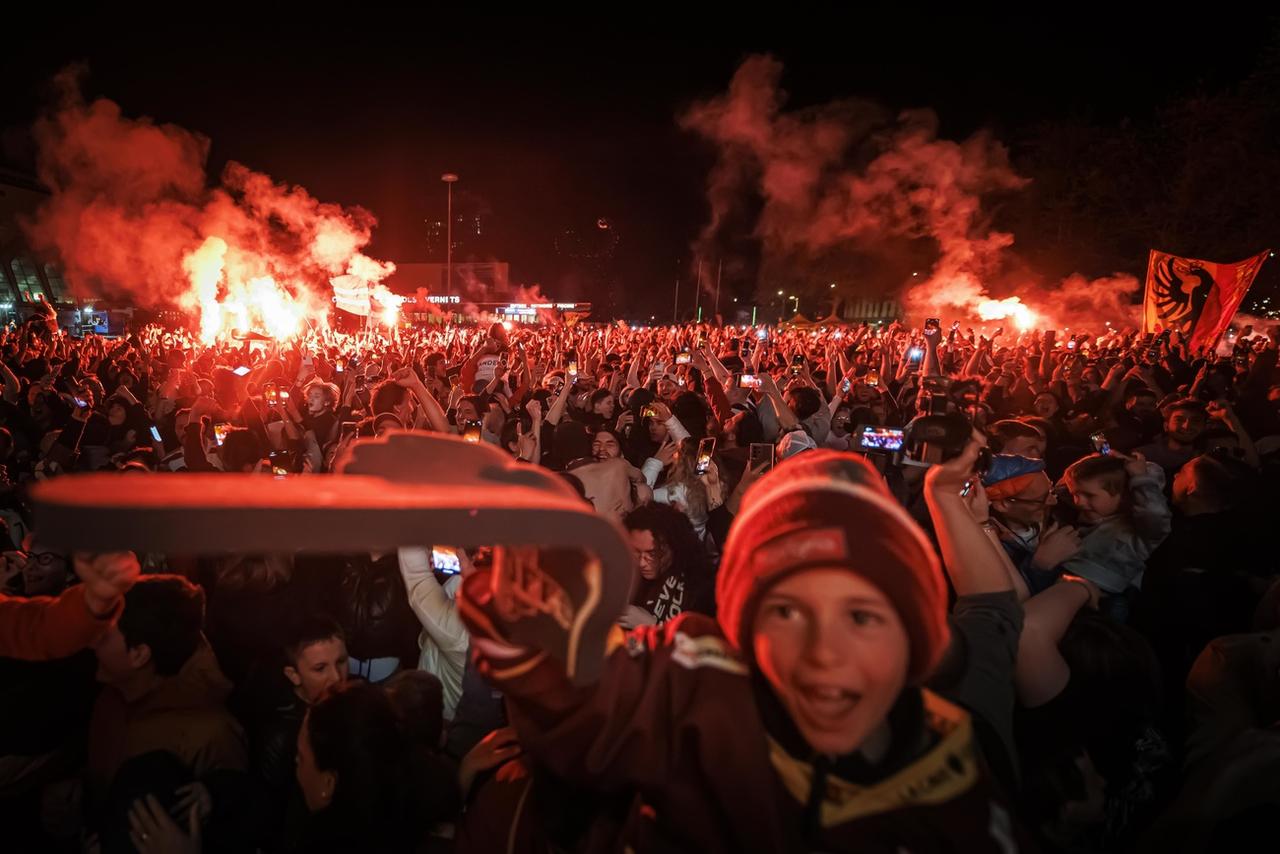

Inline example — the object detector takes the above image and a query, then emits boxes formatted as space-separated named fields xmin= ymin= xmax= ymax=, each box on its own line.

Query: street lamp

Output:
xmin=441 ymin=173 xmax=459 ymax=295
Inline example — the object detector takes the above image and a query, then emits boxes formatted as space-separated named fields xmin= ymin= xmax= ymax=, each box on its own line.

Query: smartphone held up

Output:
xmin=748 ymin=442 xmax=775 ymax=475
xmin=695 ymin=437 xmax=716 ymax=476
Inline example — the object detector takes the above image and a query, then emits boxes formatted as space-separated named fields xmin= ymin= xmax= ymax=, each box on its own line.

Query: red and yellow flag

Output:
xmin=1143 ymin=249 xmax=1269 ymax=349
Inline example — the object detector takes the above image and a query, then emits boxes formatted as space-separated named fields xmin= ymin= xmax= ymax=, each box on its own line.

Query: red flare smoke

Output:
xmin=684 ymin=55 xmax=1143 ymax=329
xmin=24 ymin=70 xmax=394 ymax=342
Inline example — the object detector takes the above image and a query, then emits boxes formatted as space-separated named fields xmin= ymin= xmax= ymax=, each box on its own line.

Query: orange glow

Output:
xmin=180 ymin=236 xmax=314 ymax=344
xmin=976 ymin=296 xmax=1038 ymax=330
xmin=371 ymin=284 xmax=403 ymax=327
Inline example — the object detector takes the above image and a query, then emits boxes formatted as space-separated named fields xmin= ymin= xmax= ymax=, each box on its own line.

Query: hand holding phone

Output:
xmin=695 ymin=437 xmax=716 ymax=476
xmin=748 ymin=442 xmax=775 ymax=475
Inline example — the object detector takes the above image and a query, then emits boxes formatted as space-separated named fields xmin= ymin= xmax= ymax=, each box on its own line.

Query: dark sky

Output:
xmin=2 ymin=13 xmax=1272 ymax=316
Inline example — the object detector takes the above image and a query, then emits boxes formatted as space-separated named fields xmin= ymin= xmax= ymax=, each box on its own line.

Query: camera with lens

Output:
xmin=899 ymin=376 xmax=992 ymax=471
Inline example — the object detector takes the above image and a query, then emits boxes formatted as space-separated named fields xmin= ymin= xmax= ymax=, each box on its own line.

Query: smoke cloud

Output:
xmin=683 ymin=55 xmax=1141 ymax=327
xmin=23 ymin=69 xmax=393 ymax=339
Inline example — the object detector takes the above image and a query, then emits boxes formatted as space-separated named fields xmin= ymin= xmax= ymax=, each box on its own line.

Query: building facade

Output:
xmin=0 ymin=169 xmax=76 ymax=321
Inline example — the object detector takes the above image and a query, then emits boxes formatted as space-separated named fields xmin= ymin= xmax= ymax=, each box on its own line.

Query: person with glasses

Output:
xmin=983 ymin=455 xmax=1080 ymax=597
xmin=0 ymin=552 xmax=140 ymax=661
xmin=619 ymin=503 xmax=714 ymax=630
xmin=3 ymin=536 xmax=72 ymax=598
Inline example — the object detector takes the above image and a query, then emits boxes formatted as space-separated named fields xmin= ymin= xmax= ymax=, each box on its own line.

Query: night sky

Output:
xmin=2 ymin=13 xmax=1272 ymax=316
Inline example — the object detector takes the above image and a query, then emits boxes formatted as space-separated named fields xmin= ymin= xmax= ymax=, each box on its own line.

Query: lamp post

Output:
xmin=441 ymin=173 xmax=459 ymax=295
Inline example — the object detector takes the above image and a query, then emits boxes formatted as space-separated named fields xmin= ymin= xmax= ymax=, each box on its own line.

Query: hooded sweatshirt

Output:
xmin=88 ymin=638 xmax=247 ymax=799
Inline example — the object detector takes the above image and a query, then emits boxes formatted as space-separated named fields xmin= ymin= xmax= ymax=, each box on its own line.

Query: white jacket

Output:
xmin=397 ymin=547 xmax=470 ymax=718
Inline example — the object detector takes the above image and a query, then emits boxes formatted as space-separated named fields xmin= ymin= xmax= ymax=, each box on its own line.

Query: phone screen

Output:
xmin=268 ymin=450 xmax=290 ymax=477
xmin=432 ymin=547 xmax=462 ymax=575
xmin=264 ymin=385 xmax=279 ymax=405
xmin=1091 ymin=431 xmax=1111 ymax=455
xmin=908 ymin=348 xmax=924 ymax=364
xmin=462 ymin=420 xmax=483 ymax=443
xmin=857 ymin=425 xmax=906 ymax=453
xmin=213 ymin=422 xmax=231 ymax=447
xmin=738 ymin=373 xmax=761 ymax=389
xmin=567 ymin=360 xmax=578 ymax=377
xmin=865 ymin=370 xmax=880 ymax=388
xmin=840 ymin=378 xmax=852 ymax=394
xmin=748 ymin=442 xmax=775 ymax=474
xmin=695 ymin=437 xmax=716 ymax=475
xmin=150 ymin=425 xmax=163 ymax=443
xmin=676 ymin=352 xmax=691 ymax=365
xmin=925 ymin=318 xmax=941 ymax=333
xmin=233 ymin=366 xmax=251 ymax=377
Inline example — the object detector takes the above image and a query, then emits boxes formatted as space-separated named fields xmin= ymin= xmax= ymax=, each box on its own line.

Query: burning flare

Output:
xmin=976 ymin=296 xmax=1038 ymax=330
xmin=372 ymin=284 xmax=403 ymax=327
xmin=180 ymin=236 xmax=317 ymax=344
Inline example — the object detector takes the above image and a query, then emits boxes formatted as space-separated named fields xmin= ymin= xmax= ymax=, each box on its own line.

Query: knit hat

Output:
xmin=981 ymin=454 xmax=1047 ymax=501
xmin=776 ymin=428 xmax=817 ymax=460
xmin=716 ymin=450 xmax=949 ymax=682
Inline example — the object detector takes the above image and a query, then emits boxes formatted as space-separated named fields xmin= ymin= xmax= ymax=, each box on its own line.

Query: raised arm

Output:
xmin=923 ymin=436 xmax=1016 ymax=597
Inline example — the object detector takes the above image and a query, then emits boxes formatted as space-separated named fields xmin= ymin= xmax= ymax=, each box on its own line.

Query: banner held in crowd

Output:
xmin=1143 ymin=249 xmax=1270 ymax=349
xmin=331 ymin=274 xmax=372 ymax=317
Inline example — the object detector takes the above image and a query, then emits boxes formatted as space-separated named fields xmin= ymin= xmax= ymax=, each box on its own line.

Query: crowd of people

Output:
xmin=1 ymin=298 xmax=1279 ymax=852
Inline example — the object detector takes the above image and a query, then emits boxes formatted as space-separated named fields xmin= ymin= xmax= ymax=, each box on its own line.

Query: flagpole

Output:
xmin=714 ymin=259 xmax=722 ymax=318
xmin=695 ymin=261 xmax=704 ymax=323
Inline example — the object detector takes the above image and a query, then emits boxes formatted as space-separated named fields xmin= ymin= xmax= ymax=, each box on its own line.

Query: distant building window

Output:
xmin=10 ymin=258 xmax=45 ymax=303
xmin=42 ymin=264 xmax=70 ymax=303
